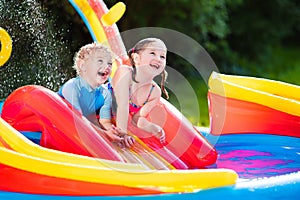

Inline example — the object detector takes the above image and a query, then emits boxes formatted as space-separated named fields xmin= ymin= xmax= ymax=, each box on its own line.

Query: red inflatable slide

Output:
xmin=1 ymin=85 xmax=217 ymax=169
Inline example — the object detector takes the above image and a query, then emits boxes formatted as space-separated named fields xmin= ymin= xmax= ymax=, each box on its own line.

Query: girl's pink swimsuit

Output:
xmin=129 ymin=85 xmax=155 ymax=114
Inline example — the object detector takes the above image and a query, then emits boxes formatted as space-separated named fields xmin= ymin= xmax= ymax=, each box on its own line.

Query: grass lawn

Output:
xmin=167 ymin=77 xmax=210 ymax=127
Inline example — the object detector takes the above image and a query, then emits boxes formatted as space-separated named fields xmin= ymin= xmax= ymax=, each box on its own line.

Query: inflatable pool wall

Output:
xmin=0 ymin=113 xmax=238 ymax=196
xmin=208 ymin=71 xmax=300 ymax=137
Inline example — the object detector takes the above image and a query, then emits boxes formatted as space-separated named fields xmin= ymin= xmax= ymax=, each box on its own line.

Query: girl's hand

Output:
xmin=154 ymin=128 xmax=166 ymax=144
xmin=111 ymin=124 xmax=127 ymax=136
xmin=92 ymin=123 xmax=123 ymax=144
xmin=122 ymin=134 xmax=135 ymax=148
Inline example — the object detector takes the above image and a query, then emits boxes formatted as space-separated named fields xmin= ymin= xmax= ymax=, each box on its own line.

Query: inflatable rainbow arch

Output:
xmin=0 ymin=0 xmax=299 ymax=199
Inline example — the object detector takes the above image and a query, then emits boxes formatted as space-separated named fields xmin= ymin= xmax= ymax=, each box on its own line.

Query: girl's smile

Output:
xmin=134 ymin=41 xmax=167 ymax=77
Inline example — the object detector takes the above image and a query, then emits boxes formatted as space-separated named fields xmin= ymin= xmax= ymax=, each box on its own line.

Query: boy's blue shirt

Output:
xmin=58 ymin=76 xmax=112 ymax=119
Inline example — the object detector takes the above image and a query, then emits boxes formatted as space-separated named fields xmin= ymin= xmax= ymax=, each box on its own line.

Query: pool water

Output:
xmin=208 ymin=133 xmax=300 ymax=179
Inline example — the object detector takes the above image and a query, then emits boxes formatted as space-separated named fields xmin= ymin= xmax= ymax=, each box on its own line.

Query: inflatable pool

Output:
xmin=208 ymin=71 xmax=300 ymax=137
xmin=0 ymin=111 xmax=299 ymax=198
xmin=0 ymin=0 xmax=299 ymax=199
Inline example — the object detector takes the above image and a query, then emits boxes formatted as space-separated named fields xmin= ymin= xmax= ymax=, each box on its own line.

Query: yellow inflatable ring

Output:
xmin=0 ymin=27 xmax=12 ymax=67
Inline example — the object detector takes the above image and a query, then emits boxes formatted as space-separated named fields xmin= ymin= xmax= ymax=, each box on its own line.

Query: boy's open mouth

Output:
xmin=97 ymin=71 xmax=109 ymax=76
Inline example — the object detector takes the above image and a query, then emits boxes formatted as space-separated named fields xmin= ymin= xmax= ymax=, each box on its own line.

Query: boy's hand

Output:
xmin=104 ymin=129 xmax=124 ymax=143
xmin=111 ymin=125 xmax=136 ymax=148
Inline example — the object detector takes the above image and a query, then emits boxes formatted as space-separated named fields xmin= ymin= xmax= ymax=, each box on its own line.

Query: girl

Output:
xmin=112 ymin=38 xmax=169 ymax=147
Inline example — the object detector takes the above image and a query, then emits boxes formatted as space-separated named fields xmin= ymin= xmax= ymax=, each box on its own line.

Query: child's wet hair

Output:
xmin=128 ymin=38 xmax=169 ymax=99
xmin=73 ymin=42 xmax=112 ymax=75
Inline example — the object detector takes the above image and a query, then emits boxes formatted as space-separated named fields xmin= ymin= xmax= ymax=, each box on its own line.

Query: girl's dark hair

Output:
xmin=128 ymin=38 xmax=169 ymax=99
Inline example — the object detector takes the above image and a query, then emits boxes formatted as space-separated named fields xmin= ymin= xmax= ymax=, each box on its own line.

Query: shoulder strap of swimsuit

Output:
xmin=129 ymin=84 xmax=155 ymax=108
xmin=143 ymin=84 xmax=155 ymax=105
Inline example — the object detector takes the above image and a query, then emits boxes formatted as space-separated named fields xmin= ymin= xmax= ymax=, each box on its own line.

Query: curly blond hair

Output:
xmin=73 ymin=42 xmax=112 ymax=75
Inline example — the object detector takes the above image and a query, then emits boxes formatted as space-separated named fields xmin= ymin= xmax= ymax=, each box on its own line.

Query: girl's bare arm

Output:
xmin=111 ymin=66 xmax=132 ymax=133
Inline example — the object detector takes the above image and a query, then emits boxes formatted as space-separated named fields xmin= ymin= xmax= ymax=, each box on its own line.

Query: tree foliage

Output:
xmin=227 ymin=0 xmax=300 ymax=64
xmin=108 ymin=0 xmax=300 ymax=75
